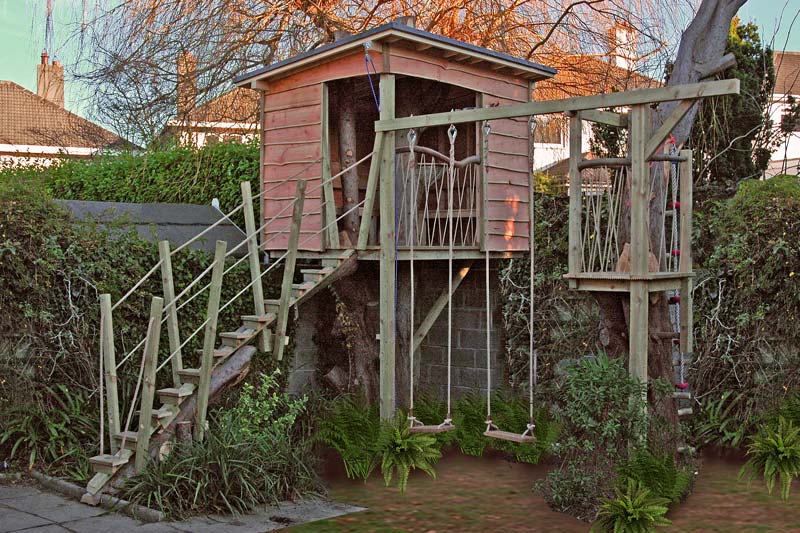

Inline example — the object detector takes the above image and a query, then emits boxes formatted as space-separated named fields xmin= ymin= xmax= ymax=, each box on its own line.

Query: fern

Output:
xmin=413 ymin=394 xmax=457 ymax=447
xmin=618 ymin=449 xmax=691 ymax=503
xmin=314 ymin=396 xmax=380 ymax=481
xmin=376 ymin=412 xmax=441 ymax=493
xmin=491 ymin=393 xmax=559 ymax=464
xmin=592 ymin=479 xmax=672 ymax=533
xmin=739 ymin=416 xmax=800 ymax=501
xmin=452 ymin=393 xmax=490 ymax=456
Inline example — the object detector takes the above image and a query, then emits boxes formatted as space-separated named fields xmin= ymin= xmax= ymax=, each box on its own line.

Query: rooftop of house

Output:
xmin=178 ymin=87 xmax=260 ymax=126
xmin=0 ymin=80 xmax=125 ymax=149
xmin=774 ymin=50 xmax=800 ymax=96
xmin=535 ymin=53 xmax=659 ymax=100
xmin=234 ymin=21 xmax=557 ymax=87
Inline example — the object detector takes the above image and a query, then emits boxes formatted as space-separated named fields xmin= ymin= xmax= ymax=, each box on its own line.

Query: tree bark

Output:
xmin=338 ymin=78 xmax=360 ymax=243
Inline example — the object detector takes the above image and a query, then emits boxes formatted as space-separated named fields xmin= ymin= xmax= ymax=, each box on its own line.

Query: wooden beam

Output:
xmin=644 ymin=100 xmax=694 ymax=160
xmin=195 ymin=240 xmax=226 ymax=442
xmin=679 ymin=149 xmax=694 ymax=355
xmin=567 ymin=113 xmax=582 ymax=288
xmin=135 ymin=296 xmax=163 ymax=472
xmin=320 ymin=83 xmax=340 ymax=249
xmin=159 ymin=241 xmax=182 ymax=388
xmin=275 ymin=180 xmax=307 ymax=361
xmin=357 ymin=132 xmax=385 ymax=249
xmin=99 ymin=294 xmax=120 ymax=453
xmin=241 ymin=181 xmax=269 ymax=352
xmin=580 ymin=109 xmax=628 ymax=127
xmin=413 ymin=264 xmax=472 ymax=351
xmin=375 ymin=79 xmax=740 ymax=132
xmin=379 ymin=73 xmax=396 ymax=421
xmin=250 ymin=80 xmax=268 ymax=90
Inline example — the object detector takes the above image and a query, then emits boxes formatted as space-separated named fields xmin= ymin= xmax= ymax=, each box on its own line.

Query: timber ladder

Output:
xmin=85 ymin=156 xmax=370 ymax=499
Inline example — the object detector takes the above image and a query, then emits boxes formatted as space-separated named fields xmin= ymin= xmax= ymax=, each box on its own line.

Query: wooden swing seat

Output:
xmin=483 ymin=429 xmax=536 ymax=444
xmin=409 ymin=423 xmax=455 ymax=434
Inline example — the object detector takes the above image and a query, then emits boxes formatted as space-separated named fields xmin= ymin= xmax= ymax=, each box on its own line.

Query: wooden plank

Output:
xmin=275 ymin=180 xmax=307 ymax=361
xmin=413 ymin=264 xmax=472 ymax=351
xmin=679 ymin=149 xmax=694 ymax=355
xmin=195 ymin=240 xmax=227 ymax=442
xmin=266 ymin=52 xmax=385 ymax=94
xmin=580 ymin=109 xmax=628 ymax=127
xmin=263 ymin=84 xmax=322 ymax=111
xmin=263 ymin=124 xmax=321 ymax=143
xmin=644 ymin=100 xmax=694 ymax=160
xmin=99 ymin=294 xmax=120 ymax=453
xmin=263 ymin=142 xmax=322 ymax=164
xmin=357 ymin=132 xmax=384 ymax=249
xmin=567 ymin=113 xmax=582 ymax=286
xmin=265 ymin=105 xmax=321 ymax=130
xmin=158 ymin=241 xmax=182 ymax=388
xmin=241 ymin=181 xmax=269 ymax=353
xmin=135 ymin=296 xmax=164 ymax=472
xmin=375 ymin=79 xmax=740 ymax=131
xmin=379 ymin=73 xmax=396 ymax=421
xmin=320 ymin=83 xmax=339 ymax=249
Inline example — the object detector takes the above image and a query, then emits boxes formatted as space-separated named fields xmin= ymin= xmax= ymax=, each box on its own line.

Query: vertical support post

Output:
xmin=678 ymin=149 xmax=694 ymax=355
xmin=320 ymin=83 xmax=340 ymax=249
xmin=135 ymin=296 xmax=164 ymax=472
xmin=357 ymin=132 xmax=385 ymax=249
xmin=567 ymin=112 xmax=583 ymax=288
xmin=379 ymin=73 xmax=396 ymax=421
xmin=195 ymin=240 xmax=227 ymax=442
xmin=241 ymin=181 xmax=269 ymax=352
xmin=274 ymin=180 xmax=307 ymax=361
xmin=99 ymin=294 xmax=120 ymax=453
xmin=158 ymin=241 xmax=182 ymax=387
xmin=628 ymin=105 xmax=650 ymax=407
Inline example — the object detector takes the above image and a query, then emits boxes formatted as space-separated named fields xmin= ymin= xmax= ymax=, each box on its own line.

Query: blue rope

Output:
xmin=365 ymin=53 xmax=381 ymax=112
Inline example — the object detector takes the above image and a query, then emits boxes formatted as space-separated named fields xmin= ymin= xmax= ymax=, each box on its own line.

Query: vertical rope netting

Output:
xmin=444 ymin=124 xmax=457 ymax=426
xmin=407 ymin=129 xmax=418 ymax=424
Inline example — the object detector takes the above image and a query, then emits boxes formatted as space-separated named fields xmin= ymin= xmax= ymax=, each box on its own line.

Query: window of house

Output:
xmin=533 ymin=114 xmax=563 ymax=144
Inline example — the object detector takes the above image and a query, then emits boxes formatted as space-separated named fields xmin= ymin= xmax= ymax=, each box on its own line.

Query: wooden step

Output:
xmin=241 ymin=314 xmax=276 ymax=330
xmin=673 ymin=391 xmax=692 ymax=400
xmin=136 ymin=404 xmax=180 ymax=429
xmin=157 ymin=383 xmax=195 ymax=405
xmin=265 ymin=298 xmax=297 ymax=312
xmin=677 ymin=407 xmax=693 ymax=417
xmin=195 ymin=346 xmax=235 ymax=359
xmin=89 ymin=449 xmax=133 ymax=476
xmin=178 ymin=367 xmax=201 ymax=385
xmin=292 ymin=281 xmax=316 ymax=298
xmin=112 ymin=431 xmax=139 ymax=451
xmin=219 ymin=328 xmax=256 ymax=348
xmin=301 ymin=267 xmax=333 ymax=283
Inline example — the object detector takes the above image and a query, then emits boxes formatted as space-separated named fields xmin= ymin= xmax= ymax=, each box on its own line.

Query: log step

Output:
xmin=157 ymin=383 xmax=195 ymax=405
xmin=112 ymin=431 xmax=139 ymax=451
xmin=89 ymin=449 xmax=133 ymax=476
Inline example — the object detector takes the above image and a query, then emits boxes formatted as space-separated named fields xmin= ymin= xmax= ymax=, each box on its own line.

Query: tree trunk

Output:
xmin=338 ymin=79 xmax=360 ymax=243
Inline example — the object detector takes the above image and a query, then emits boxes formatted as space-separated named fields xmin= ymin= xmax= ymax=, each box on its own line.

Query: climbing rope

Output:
xmin=444 ymin=124 xmax=457 ymax=427
xmin=407 ymin=128 xmax=419 ymax=426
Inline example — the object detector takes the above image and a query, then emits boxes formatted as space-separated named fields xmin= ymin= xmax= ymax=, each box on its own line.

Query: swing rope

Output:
xmin=444 ymin=123 xmax=457 ymax=427
xmin=407 ymin=128 xmax=419 ymax=426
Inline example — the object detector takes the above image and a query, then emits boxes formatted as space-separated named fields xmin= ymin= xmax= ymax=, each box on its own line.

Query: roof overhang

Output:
xmin=234 ymin=22 xmax=556 ymax=89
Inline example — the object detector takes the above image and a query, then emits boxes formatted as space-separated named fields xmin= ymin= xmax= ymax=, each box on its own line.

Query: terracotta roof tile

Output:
xmin=0 ymin=81 xmax=124 ymax=148
xmin=534 ymin=54 xmax=659 ymax=100
xmin=186 ymin=87 xmax=259 ymax=124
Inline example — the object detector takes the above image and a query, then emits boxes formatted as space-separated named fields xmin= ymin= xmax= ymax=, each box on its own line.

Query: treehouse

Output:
xmin=234 ymin=20 xmax=556 ymax=258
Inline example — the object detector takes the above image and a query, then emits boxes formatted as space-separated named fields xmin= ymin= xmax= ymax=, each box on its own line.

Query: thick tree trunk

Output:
xmin=338 ymin=79 xmax=360 ymax=243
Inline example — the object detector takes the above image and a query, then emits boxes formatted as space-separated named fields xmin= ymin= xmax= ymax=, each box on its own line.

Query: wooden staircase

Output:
xmin=85 ymin=247 xmax=356 ymax=497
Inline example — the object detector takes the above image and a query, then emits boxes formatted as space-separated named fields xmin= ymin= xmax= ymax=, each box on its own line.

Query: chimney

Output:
xmin=394 ymin=15 xmax=417 ymax=28
xmin=37 ymin=51 xmax=65 ymax=107
xmin=607 ymin=22 xmax=637 ymax=71
xmin=176 ymin=51 xmax=197 ymax=118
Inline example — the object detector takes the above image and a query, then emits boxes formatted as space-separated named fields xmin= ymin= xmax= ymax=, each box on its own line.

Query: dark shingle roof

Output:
xmin=0 ymin=81 xmax=124 ymax=149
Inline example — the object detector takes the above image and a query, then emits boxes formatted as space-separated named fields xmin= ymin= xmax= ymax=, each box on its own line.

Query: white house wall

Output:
xmin=767 ymin=94 xmax=800 ymax=177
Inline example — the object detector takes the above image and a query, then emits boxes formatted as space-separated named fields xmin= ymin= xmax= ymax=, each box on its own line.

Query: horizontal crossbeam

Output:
xmin=375 ymin=79 xmax=739 ymax=132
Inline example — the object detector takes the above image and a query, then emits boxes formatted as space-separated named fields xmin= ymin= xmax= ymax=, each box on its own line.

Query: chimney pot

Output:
xmin=37 ymin=53 xmax=64 ymax=107
xmin=41 ymin=51 xmax=49 ymax=65
xmin=395 ymin=16 xmax=417 ymax=28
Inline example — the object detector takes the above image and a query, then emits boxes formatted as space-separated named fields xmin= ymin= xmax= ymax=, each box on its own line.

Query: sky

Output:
xmin=1 ymin=0 xmax=798 ymax=121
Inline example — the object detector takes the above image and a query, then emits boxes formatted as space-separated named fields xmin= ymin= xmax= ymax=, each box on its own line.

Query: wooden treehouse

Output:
xmin=84 ymin=21 xmax=739 ymax=498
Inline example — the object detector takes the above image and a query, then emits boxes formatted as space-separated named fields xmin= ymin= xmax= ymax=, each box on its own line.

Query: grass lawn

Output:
xmin=288 ymin=450 xmax=800 ymax=532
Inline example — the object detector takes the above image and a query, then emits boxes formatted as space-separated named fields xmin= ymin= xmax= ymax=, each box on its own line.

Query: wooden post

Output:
xmin=135 ymin=296 xmax=164 ymax=472
xmin=567 ymin=112 xmax=582 ymax=288
xmin=241 ymin=181 xmax=269 ymax=353
xmin=357 ymin=131 xmax=385 ymax=249
xmin=679 ymin=149 xmax=694 ymax=355
xmin=379 ymin=73 xmax=396 ymax=421
xmin=275 ymin=180 xmax=307 ymax=361
xmin=158 ymin=241 xmax=182 ymax=387
xmin=628 ymin=105 xmax=650 ymax=406
xmin=99 ymin=294 xmax=120 ymax=453
xmin=195 ymin=240 xmax=227 ymax=442
xmin=321 ymin=83 xmax=340 ymax=249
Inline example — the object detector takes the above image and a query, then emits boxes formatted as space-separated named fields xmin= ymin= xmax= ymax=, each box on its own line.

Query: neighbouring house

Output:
xmin=160 ymin=52 xmax=260 ymax=147
xmin=0 ymin=52 xmax=127 ymax=166
xmin=767 ymin=50 xmax=800 ymax=177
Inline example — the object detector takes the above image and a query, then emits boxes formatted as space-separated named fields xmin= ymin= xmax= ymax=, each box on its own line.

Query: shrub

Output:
xmin=739 ymin=416 xmax=800 ymax=501
xmin=121 ymin=373 xmax=318 ymax=518
xmin=315 ymin=395 xmax=380 ymax=481
xmin=592 ymin=479 xmax=672 ymax=533
xmin=691 ymin=390 xmax=751 ymax=449
xmin=489 ymin=392 xmax=560 ymax=464
xmin=377 ymin=412 xmax=441 ymax=493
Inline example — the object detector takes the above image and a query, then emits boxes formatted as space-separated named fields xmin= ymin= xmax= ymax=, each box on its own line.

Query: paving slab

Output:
xmin=0 ymin=506 xmax=53 ymax=532
xmin=2 ymin=491 xmax=106 ymax=522
xmin=0 ymin=484 xmax=40 ymax=500
xmin=14 ymin=526 xmax=72 ymax=533
xmin=60 ymin=512 xmax=143 ymax=533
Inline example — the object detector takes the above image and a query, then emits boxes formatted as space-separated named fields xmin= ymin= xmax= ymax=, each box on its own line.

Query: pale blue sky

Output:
xmin=1 ymin=0 xmax=797 ymax=121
